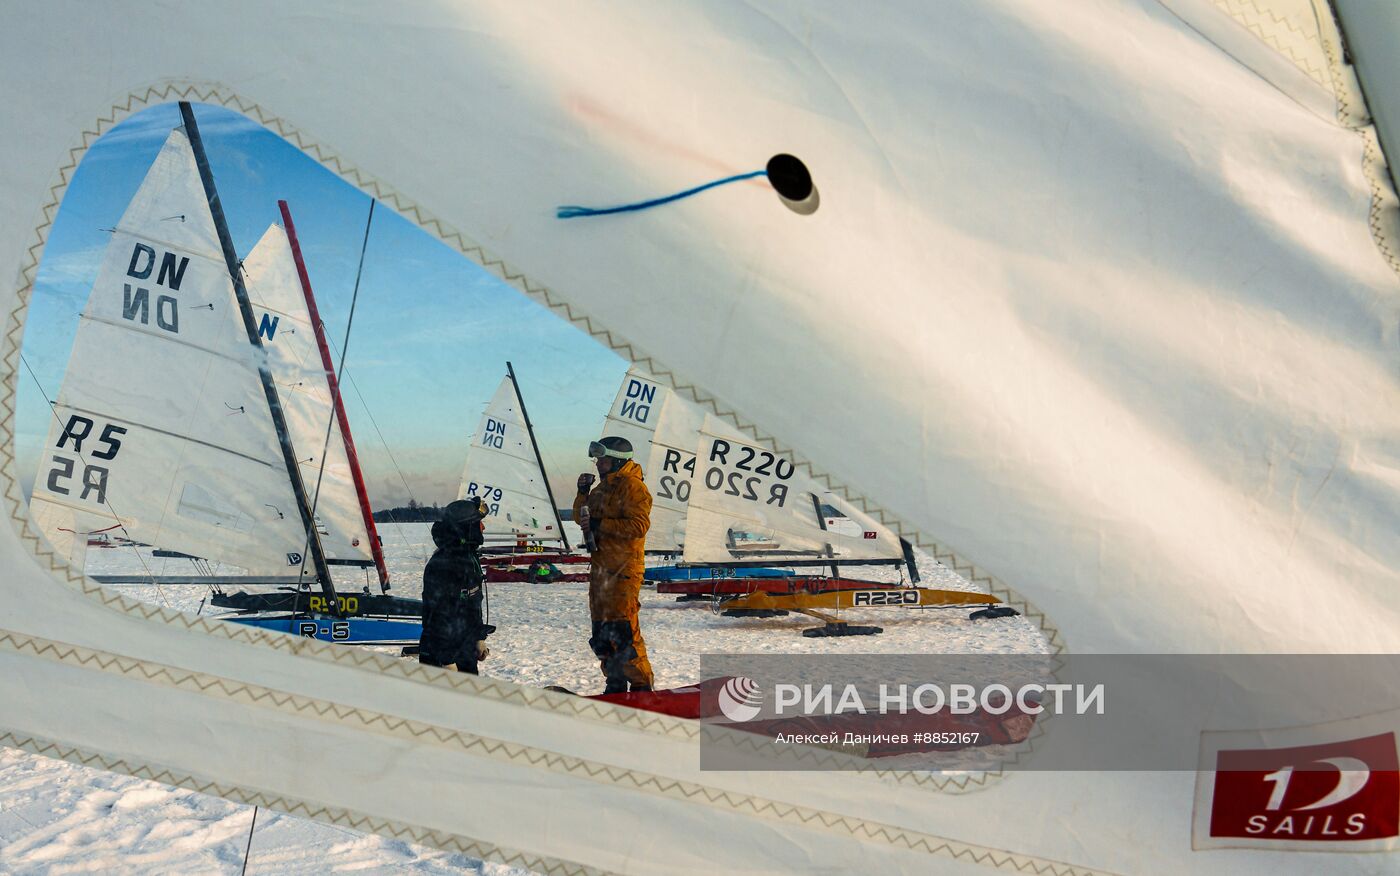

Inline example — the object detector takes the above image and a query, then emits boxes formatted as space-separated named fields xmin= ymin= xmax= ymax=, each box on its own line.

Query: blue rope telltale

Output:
xmin=556 ymin=169 xmax=768 ymax=219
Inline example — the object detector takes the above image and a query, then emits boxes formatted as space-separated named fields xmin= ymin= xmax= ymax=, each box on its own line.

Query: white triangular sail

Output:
xmin=241 ymin=224 xmax=373 ymax=566
xmin=683 ymin=416 xmax=904 ymax=566
xmin=457 ymin=374 xmax=562 ymax=544
xmin=601 ymin=367 xmax=707 ymax=553
xmin=28 ymin=128 xmax=310 ymax=576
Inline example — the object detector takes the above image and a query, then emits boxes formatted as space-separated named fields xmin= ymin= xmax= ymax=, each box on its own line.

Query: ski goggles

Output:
xmin=587 ymin=440 xmax=633 ymax=461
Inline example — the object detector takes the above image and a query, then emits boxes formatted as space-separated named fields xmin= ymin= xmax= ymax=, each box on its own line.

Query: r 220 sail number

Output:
xmin=44 ymin=414 xmax=127 ymax=504
xmin=701 ymin=439 xmax=794 ymax=508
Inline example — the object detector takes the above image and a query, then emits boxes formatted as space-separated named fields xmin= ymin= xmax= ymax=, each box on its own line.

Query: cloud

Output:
xmin=34 ymin=244 xmax=105 ymax=295
xmin=363 ymin=468 xmax=461 ymax=509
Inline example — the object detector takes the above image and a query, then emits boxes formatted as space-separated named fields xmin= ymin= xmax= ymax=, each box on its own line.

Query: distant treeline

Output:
xmin=373 ymin=502 xmax=844 ymax=523
xmin=372 ymin=501 xmax=441 ymax=523
xmin=372 ymin=500 xmax=576 ymax=523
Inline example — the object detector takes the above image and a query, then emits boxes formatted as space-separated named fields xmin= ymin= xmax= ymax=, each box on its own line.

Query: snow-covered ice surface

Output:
xmin=0 ymin=748 xmax=518 ymax=875
xmin=2 ymin=522 xmax=1049 ymax=872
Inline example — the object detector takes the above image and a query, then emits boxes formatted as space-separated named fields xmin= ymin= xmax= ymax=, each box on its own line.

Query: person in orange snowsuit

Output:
xmin=574 ymin=435 xmax=654 ymax=693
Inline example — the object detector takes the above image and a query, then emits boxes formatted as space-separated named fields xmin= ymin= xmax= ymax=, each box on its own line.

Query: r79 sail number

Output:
xmin=463 ymin=483 xmax=504 ymax=515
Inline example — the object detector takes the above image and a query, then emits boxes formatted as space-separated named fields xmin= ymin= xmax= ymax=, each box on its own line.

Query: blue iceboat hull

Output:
xmin=644 ymin=565 xmax=796 ymax=582
xmin=225 ymin=614 xmax=422 ymax=645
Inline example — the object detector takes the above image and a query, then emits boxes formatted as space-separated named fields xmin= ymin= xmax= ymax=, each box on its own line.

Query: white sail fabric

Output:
xmin=645 ymin=390 xmax=709 ymax=552
xmin=683 ymin=416 xmax=904 ymax=566
xmin=600 ymin=367 xmax=661 ymax=456
xmin=28 ymin=129 xmax=309 ymax=576
xmin=241 ymin=224 xmax=373 ymax=565
xmin=6 ymin=2 xmax=1400 ymax=874
xmin=601 ymin=367 xmax=706 ymax=552
xmin=457 ymin=375 xmax=561 ymax=544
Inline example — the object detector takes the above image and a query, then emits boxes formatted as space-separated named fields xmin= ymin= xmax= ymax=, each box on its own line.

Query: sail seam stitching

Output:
xmin=0 ymin=726 xmax=599 ymax=876
xmin=1209 ymin=0 xmax=1329 ymax=88
xmin=0 ymin=623 xmax=1007 ymax=782
xmin=0 ymin=76 xmax=1084 ymax=868
xmin=0 ymin=629 xmax=1104 ymax=875
xmin=1 ymin=79 xmax=1064 ymax=715
xmin=1313 ymin=7 xmax=1400 ymax=283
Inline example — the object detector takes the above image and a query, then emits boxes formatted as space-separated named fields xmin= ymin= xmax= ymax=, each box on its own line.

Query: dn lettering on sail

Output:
xmin=257 ymin=311 xmax=279 ymax=340
xmin=619 ymin=379 xmax=657 ymax=424
xmin=481 ymin=417 xmax=506 ymax=448
xmin=122 ymin=242 xmax=189 ymax=334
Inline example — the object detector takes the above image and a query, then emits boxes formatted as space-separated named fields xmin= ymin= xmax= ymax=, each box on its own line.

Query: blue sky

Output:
xmin=17 ymin=103 xmax=627 ymax=508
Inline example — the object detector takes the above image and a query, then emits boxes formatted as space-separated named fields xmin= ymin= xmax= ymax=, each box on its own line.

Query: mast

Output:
xmin=179 ymin=101 xmax=339 ymax=615
xmin=506 ymin=361 xmax=570 ymax=551
xmin=811 ymin=493 xmax=841 ymax=579
xmin=278 ymin=199 xmax=391 ymax=592
xmin=900 ymin=538 xmax=922 ymax=584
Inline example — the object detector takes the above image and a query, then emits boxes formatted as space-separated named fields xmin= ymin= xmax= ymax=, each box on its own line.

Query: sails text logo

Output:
xmin=1210 ymin=733 xmax=1399 ymax=842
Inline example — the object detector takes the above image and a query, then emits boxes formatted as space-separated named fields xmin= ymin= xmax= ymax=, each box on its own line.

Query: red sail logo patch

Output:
xmin=1210 ymin=733 xmax=1399 ymax=842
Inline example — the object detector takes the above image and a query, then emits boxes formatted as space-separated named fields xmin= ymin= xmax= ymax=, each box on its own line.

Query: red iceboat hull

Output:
xmin=589 ymin=678 xmax=1036 ymax=757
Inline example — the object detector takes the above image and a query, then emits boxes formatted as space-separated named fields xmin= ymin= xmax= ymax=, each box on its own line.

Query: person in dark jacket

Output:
xmin=418 ymin=497 xmax=494 ymax=673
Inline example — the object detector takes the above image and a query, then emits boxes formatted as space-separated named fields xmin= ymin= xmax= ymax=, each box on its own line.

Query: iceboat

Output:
xmin=455 ymin=364 xmax=587 ymax=583
xmin=27 ymin=107 xmax=419 ymax=644
xmin=600 ymin=366 xmax=839 ymax=592
xmin=682 ymin=416 xmax=1011 ymax=634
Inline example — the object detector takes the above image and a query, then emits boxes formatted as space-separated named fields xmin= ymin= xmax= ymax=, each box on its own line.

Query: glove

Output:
xmin=577 ymin=472 xmax=596 ymax=495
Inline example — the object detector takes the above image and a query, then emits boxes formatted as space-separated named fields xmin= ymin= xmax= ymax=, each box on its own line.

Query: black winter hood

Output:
xmin=432 ymin=498 xmax=487 ymax=550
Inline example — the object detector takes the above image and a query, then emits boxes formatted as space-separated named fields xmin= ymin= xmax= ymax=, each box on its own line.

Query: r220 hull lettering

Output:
xmin=852 ymin=590 xmax=919 ymax=606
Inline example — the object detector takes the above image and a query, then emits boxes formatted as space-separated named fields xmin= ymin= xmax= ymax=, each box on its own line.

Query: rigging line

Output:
xmin=322 ymin=333 xmax=426 ymax=563
xmin=240 ymin=805 xmax=258 ymax=876
xmin=19 ymin=352 xmax=168 ymax=607
xmin=556 ymin=169 xmax=768 ymax=218
xmin=296 ymin=198 xmax=377 ymax=587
